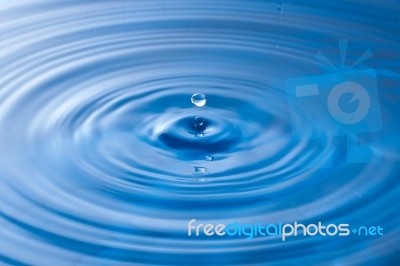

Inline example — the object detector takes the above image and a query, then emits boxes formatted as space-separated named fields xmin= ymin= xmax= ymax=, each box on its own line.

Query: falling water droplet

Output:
xmin=194 ymin=166 xmax=207 ymax=175
xmin=205 ymin=155 xmax=214 ymax=161
xmin=191 ymin=93 xmax=206 ymax=107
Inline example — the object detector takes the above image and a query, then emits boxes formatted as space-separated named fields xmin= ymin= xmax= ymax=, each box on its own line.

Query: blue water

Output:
xmin=0 ymin=0 xmax=399 ymax=265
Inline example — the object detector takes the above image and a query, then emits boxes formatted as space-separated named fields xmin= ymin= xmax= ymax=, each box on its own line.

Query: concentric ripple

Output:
xmin=0 ymin=1 xmax=399 ymax=265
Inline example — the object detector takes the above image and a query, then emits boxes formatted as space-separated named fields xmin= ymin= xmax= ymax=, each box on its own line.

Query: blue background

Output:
xmin=0 ymin=0 xmax=399 ymax=265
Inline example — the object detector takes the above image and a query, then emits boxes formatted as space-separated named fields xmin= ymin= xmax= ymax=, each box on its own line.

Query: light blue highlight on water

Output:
xmin=295 ymin=84 xmax=319 ymax=97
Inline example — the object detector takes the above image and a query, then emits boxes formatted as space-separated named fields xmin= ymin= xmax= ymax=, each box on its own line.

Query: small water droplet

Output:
xmin=194 ymin=166 xmax=207 ymax=175
xmin=191 ymin=93 xmax=206 ymax=107
xmin=205 ymin=155 xmax=214 ymax=161
xmin=194 ymin=116 xmax=207 ymax=133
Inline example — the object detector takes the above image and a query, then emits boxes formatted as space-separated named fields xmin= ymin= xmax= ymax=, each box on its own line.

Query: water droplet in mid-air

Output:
xmin=194 ymin=166 xmax=207 ymax=175
xmin=205 ymin=155 xmax=214 ymax=161
xmin=191 ymin=93 xmax=206 ymax=107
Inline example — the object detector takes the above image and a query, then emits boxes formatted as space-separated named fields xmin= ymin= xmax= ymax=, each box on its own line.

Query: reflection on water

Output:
xmin=0 ymin=0 xmax=399 ymax=265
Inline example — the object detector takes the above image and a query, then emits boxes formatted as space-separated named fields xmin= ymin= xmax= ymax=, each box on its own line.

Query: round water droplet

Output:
xmin=191 ymin=93 xmax=206 ymax=107
xmin=205 ymin=155 xmax=214 ymax=161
